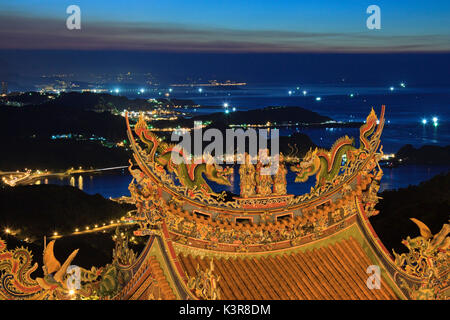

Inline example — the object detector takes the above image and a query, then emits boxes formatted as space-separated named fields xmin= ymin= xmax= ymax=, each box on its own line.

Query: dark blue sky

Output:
xmin=0 ymin=1 xmax=449 ymax=85
xmin=1 ymin=1 xmax=449 ymax=52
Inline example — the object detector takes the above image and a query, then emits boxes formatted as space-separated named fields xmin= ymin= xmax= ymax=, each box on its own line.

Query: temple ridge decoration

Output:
xmin=186 ymin=260 xmax=221 ymax=300
xmin=393 ymin=218 xmax=449 ymax=300
xmin=1 ymin=105 xmax=448 ymax=300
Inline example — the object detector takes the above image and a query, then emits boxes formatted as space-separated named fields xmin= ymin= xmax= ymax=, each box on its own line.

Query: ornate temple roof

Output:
xmin=179 ymin=236 xmax=398 ymax=300
xmin=1 ymin=105 xmax=448 ymax=300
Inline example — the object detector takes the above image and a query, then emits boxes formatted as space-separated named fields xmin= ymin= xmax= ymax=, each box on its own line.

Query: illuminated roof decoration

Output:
xmin=1 ymin=105 xmax=448 ymax=300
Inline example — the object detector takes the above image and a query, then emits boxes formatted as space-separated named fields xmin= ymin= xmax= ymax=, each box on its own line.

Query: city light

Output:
xmin=198 ymin=88 xmax=203 ymax=93
xmin=422 ymin=119 xmax=427 ymax=125
xmin=69 ymin=289 xmax=75 ymax=295
xmin=288 ymin=91 xmax=292 ymax=95
xmin=139 ymin=88 xmax=145 ymax=94
xmin=232 ymin=107 xmax=236 ymax=112
xmin=432 ymin=117 xmax=438 ymax=123
xmin=350 ymin=93 xmax=354 ymax=98
xmin=53 ymin=232 xmax=58 ymax=236
xmin=223 ymin=103 xmax=229 ymax=108
xmin=302 ymin=90 xmax=307 ymax=95
xmin=315 ymin=97 xmax=322 ymax=101
xmin=389 ymin=87 xmax=394 ymax=91
xmin=400 ymin=82 xmax=406 ymax=88
xmin=225 ymin=109 xmax=230 ymax=114
xmin=5 ymin=228 xmax=10 ymax=234
xmin=114 ymin=88 xmax=120 ymax=94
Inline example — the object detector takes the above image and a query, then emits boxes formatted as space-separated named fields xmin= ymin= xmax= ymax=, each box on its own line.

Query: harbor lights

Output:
xmin=421 ymin=117 xmax=439 ymax=126
xmin=432 ymin=117 xmax=438 ymax=127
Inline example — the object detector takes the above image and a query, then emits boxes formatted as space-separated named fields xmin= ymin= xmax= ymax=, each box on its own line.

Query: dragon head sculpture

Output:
xmin=205 ymin=162 xmax=234 ymax=187
xmin=291 ymin=148 xmax=320 ymax=183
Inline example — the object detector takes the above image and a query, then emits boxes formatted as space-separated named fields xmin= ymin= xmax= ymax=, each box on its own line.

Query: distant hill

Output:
xmin=396 ymin=144 xmax=450 ymax=165
xmin=0 ymin=105 xmax=127 ymax=141
xmin=372 ymin=172 xmax=450 ymax=254
xmin=0 ymin=138 xmax=130 ymax=171
xmin=1 ymin=91 xmax=196 ymax=111
xmin=0 ymin=185 xmax=134 ymax=240
xmin=0 ymin=184 xmax=138 ymax=273
xmin=191 ymin=106 xmax=333 ymax=126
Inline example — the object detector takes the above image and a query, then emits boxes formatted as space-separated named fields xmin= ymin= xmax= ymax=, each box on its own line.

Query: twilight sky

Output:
xmin=1 ymin=1 xmax=450 ymax=87
xmin=1 ymin=0 xmax=450 ymax=52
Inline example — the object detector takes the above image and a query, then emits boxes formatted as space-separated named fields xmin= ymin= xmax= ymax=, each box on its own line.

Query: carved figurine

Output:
xmin=273 ymin=154 xmax=287 ymax=195
xmin=256 ymin=150 xmax=273 ymax=196
xmin=239 ymin=153 xmax=256 ymax=198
